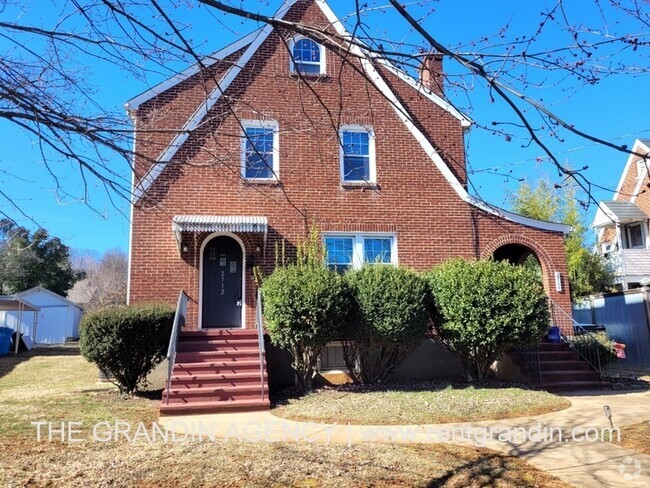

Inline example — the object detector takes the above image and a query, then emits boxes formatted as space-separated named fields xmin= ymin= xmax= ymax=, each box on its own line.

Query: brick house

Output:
xmin=593 ymin=139 xmax=650 ymax=290
xmin=126 ymin=0 xmax=574 ymax=414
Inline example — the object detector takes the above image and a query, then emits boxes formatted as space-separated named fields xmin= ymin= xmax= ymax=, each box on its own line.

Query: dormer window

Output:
xmin=291 ymin=37 xmax=325 ymax=75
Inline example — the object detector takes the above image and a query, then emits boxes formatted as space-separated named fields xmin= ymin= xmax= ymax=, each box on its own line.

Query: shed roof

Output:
xmin=0 ymin=296 xmax=39 ymax=312
xmin=592 ymin=200 xmax=648 ymax=228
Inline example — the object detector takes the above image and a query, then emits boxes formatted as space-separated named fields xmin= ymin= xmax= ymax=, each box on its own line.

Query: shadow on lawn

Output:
xmin=271 ymin=379 xmax=542 ymax=406
xmin=0 ymin=345 xmax=81 ymax=380
xmin=425 ymin=453 xmax=531 ymax=488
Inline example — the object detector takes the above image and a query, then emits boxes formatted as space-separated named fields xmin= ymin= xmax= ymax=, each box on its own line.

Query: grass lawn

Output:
xmin=616 ymin=420 xmax=650 ymax=455
xmin=272 ymin=384 xmax=571 ymax=425
xmin=0 ymin=348 xmax=570 ymax=487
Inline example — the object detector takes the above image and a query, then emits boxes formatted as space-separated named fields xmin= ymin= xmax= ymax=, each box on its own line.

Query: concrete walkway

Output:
xmin=160 ymin=389 xmax=650 ymax=487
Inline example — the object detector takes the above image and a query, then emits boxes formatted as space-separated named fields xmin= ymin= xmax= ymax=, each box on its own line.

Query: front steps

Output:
xmin=517 ymin=342 xmax=611 ymax=391
xmin=160 ymin=329 xmax=269 ymax=416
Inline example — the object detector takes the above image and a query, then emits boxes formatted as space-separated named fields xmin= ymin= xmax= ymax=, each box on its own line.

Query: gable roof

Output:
xmin=128 ymin=0 xmax=569 ymax=235
xmin=16 ymin=286 xmax=82 ymax=309
xmin=613 ymin=138 xmax=650 ymax=201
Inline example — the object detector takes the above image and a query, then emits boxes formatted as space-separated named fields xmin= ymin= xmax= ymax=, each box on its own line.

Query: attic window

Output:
xmin=291 ymin=37 xmax=324 ymax=75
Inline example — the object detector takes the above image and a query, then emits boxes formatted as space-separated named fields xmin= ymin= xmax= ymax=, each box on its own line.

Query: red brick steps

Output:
xmin=515 ymin=341 xmax=610 ymax=392
xmin=160 ymin=328 xmax=269 ymax=416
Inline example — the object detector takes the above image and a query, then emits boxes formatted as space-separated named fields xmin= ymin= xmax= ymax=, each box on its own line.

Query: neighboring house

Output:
xmin=0 ymin=287 xmax=83 ymax=344
xmin=126 ymin=0 xmax=574 ymax=413
xmin=593 ymin=139 xmax=650 ymax=290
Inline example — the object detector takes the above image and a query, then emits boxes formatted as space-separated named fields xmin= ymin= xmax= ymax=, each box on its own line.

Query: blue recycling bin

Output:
xmin=0 ymin=327 xmax=13 ymax=355
xmin=547 ymin=326 xmax=561 ymax=344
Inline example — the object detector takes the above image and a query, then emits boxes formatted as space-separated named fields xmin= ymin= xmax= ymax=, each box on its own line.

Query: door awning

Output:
xmin=172 ymin=215 xmax=268 ymax=253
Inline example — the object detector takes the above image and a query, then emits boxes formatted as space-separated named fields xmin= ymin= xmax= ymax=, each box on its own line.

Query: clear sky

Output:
xmin=1 ymin=0 xmax=648 ymax=254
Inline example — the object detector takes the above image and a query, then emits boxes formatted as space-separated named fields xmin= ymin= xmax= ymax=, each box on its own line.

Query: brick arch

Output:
xmin=480 ymin=234 xmax=556 ymax=293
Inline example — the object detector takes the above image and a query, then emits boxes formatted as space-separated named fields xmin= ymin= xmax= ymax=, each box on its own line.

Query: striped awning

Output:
xmin=172 ymin=215 xmax=268 ymax=252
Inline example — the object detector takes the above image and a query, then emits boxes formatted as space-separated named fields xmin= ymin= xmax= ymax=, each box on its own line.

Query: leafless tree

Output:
xmin=69 ymin=248 xmax=128 ymax=310
xmin=1 ymin=0 xmax=649 ymax=224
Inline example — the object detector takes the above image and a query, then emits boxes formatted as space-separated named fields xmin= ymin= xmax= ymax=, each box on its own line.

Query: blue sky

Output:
xmin=1 ymin=0 xmax=648 ymax=254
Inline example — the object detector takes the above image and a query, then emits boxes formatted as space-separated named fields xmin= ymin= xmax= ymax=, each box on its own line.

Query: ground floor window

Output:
xmin=319 ymin=343 xmax=348 ymax=371
xmin=323 ymin=233 xmax=397 ymax=272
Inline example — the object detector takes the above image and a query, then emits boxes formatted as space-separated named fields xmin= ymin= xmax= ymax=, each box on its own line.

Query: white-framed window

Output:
xmin=290 ymin=36 xmax=325 ymax=75
xmin=324 ymin=233 xmax=397 ymax=272
xmin=339 ymin=125 xmax=376 ymax=184
xmin=319 ymin=343 xmax=348 ymax=371
xmin=241 ymin=120 xmax=279 ymax=180
xmin=623 ymin=222 xmax=646 ymax=249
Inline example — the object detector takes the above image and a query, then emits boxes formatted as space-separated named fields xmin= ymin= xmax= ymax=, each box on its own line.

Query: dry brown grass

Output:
xmin=616 ymin=420 xmax=650 ymax=455
xmin=273 ymin=384 xmax=571 ymax=425
xmin=0 ymin=348 xmax=570 ymax=487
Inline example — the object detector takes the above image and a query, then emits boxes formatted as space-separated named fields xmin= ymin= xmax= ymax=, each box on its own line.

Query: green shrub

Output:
xmin=262 ymin=264 xmax=352 ymax=391
xmin=426 ymin=259 xmax=549 ymax=381
xmin=344 ymin=265 xmax=430 ymax=384
xmin=79 ymin=303 xmax=175 ymax=394
xmin=566 ymin=331 xmax=618 ymax=367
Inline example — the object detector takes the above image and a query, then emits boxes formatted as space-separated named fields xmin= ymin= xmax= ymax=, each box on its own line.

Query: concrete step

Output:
xmin=163 ymin=385 xmax=269 ymax=404
xmin=537 ymin=351 xmax=581 ymax=361
xmin=175 ymin=348 xmax=260 ymax=361
xmin=180 ymin=329 xmax=259 ymax=340
xmin=177 ymin=341 xmax=260 ymax=353
xmin=541 ymin=370 xmax=601 ymax=382
xmin=537 ymin=342 xmax=572 ymax=352
xmin=160 ymin=398 xmax=270 ymax=416
xmin=542 ymin=381 xmax=611 ymax=392
xmin=539 ymin=360 xmax=592 ymax=372
xmin=173 ymin=359 xmax=263 ymax=375
xmin=170 ymin=371 xmax=268 ymax=388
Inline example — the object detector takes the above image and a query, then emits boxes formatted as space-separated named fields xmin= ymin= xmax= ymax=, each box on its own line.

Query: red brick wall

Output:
xmin=128 ymin=0 xmax=571 ymax=332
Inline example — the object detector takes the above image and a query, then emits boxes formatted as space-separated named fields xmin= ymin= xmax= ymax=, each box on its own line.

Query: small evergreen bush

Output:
xmin=426 ymin=259 xmax=549 ymax=381
xmin=79 ymin=303 xmax=174 ymax=394
xmin=344 ymin=265 xmax=430 ymax=384
xmin=262 ymin=263 xmax=352 ymax=390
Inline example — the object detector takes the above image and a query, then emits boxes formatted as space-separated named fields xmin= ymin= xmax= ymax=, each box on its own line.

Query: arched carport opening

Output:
xmin=492 ymin=243 xmax=543 ymax=279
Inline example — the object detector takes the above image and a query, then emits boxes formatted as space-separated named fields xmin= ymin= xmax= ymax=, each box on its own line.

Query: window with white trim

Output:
xmin=241 ymin=121 xmax=279 ymax=180
xmin=637 ymin=158 xmax=647 ymax=180
xmin=324 ymin=234 xmax=396 ymax=272
xmin=291 ymin=37 xmax=325 ymax=75
xmin=340 ymin=126 xmax=376 ymax=184
xmin=319 ymin=343 xmax=347 ymax=371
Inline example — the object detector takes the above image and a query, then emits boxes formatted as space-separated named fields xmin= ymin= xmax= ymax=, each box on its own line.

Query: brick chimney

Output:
xmin=419 ymin=53 xmax=444 ymax=97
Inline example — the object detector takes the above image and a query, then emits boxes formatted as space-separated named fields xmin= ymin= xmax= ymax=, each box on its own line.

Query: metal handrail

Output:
xmin=549 ymin=298 xmax=603 ymax=377
xmin=256 ymin=289 xmax=266 ymax=401
xmin=166 ymin=290 xmax=188 ymax=405
xmin=513 ymin=341 xmax=543 ymax=385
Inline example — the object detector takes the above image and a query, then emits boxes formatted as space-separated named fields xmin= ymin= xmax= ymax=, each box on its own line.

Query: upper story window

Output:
xmin=340 ymin=126 xmax=376 ymax=184
xmin=291 ymin=37 xmax=325 ymax=75
xmin=623 ymin=222 xmax=645 ymax=249
xmin=324 ymin=234 xmax=396 ymax=272
xmin=241 ymin=120 xmax=279 ymax=180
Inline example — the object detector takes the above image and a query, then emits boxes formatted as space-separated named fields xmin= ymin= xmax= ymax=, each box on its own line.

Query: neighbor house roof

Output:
xmin=592 ymin=200 xmax=648 ymax=228
xmin=16 ymin=286 xmax=83 ymax=309
xmin=127 ymin=0 xmax=570 ymax=235
xmin=612 ymin=139 xmax=650 ymax=201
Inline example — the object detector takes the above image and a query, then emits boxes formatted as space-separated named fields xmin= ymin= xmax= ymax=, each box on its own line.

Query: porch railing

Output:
xmin=255 ymin=289 xmax=266 ymax=401
xmin=165 ymin=290 xmax=188 ymax=405
xmin=549 ymin=298 xmax=603 ymax=377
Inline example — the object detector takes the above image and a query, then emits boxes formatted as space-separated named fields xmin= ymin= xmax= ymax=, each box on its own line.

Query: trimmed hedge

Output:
xmin=79 ymin=303 xmax=174 ymax=394
xmin=566 ymin=331 xmax=618 ymax=367
xmin=344 ymin=265 xmax=430 ymax=383
xmin=426 ymin=259 xmax=549 ymax=381
xmin=262 ymin=263 xmax=352 ymax=390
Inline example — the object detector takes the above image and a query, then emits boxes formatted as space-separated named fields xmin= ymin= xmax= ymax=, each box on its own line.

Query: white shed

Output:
xmin=0 ymin=287 xmax=83 ymax=344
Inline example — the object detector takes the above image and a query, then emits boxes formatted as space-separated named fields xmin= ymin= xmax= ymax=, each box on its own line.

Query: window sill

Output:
xmin=290 ymin=73 xmax=331 ymax=82
xmin=243 ymin=178 xmax=280 ymax=186
xmin=340 ymin=181 xmax=379 ymax=190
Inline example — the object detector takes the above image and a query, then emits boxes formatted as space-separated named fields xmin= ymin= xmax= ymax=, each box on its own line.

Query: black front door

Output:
xmin=202 ymin=236 xmax=243 ymax=328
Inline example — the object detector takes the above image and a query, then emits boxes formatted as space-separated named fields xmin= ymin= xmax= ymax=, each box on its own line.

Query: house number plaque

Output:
xmin=220 ymin=270 xmax=225 ymax=295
